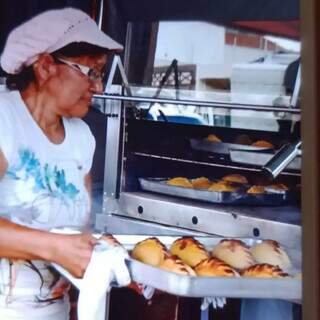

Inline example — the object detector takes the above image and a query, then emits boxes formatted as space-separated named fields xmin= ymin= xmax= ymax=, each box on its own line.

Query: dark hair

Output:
xmin=5 ymin=65 xmax=36 ymax=91
xmin=5 ymin=42 xmax=111 ymax=91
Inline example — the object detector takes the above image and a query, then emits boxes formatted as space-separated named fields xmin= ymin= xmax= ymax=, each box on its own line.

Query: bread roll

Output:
xmin=170 ymin=237 xmax=209 ymax=267
xmin=250 ymin=240 xmax=292 ymax=270
xmin=206 ymin=134 xmax=221 ymax=143
xmin=195 ymin=258 xmax=239 ymax=277
xmin=159 ymin=255 xmax=196 ymax=276
xmin=246 ymin=185 xmax=266 ymax=194
xmin=192 ymin=177 xmax=212 ymax=189
xmin=131 ymin=237 xmax=168 ymax=267
xmin=167 ymin=177 xmax=193 ymax=188
xmin=208 ymin=181 xmax=238 ymax=192
xmin=212 ymin=239 xmax=255 ymax=270
xmin=242 ymin=263 xmax=288 ymax=278
xmin=252 ymin=140 xmax=274 ymax=148
xmin=222 ymin=174 xmax=248 ymax=185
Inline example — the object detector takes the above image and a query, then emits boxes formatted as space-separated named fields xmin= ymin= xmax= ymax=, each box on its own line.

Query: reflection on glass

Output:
xmin=122 ymin=21 xmax=301 ymax=130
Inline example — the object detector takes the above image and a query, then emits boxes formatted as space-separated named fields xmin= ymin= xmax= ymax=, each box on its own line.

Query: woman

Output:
xmin=0 ymin=7 xmax=123 ymax=319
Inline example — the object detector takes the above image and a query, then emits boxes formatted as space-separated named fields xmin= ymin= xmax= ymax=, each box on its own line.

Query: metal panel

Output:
xmin=109 ymin=192 xmax=301 ymax=248
xmin=102 ymin=86 xmax=123 ymax=206
xmin=95 ymin=214 xmax=210 ymax=236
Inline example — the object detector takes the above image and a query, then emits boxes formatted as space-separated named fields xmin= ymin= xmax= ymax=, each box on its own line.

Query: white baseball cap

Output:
xmin=0 ymin=8 xmax=123 ymax=74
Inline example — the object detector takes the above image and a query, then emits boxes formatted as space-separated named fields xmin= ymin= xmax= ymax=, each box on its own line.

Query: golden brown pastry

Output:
xmin=208 ymin=181 xmax=238 ymax=192
xmin=252 ymin=140 xmax=274 ymax=148
xmin=191 ymin=177 xmax=212 ymax=189
xmin=242 ymin=263 xmax=288 ymax=278
xmin=195 ymin=258 xmax=239 ymax=277
xmin=212 ymin=239 xmax=255 ymax=270
xmin=206 ymin=134 xmax=221 ymax=143
xmin=166 ymin=177 xmax=193 ymax=188
xmin=131 ymin=237 xmax=168 ymax=267
xmin=246 ymin=185 xmax=266 ymax=194
xmin=170 ymin=237 xmax=209 ymax=267
xmin=250 ymin=240 xmax=292 ymax=270
xmin=159 ymin=255 xmax=196 ymax=276
xmin=222 ymin=174 xmax=248 ymax=185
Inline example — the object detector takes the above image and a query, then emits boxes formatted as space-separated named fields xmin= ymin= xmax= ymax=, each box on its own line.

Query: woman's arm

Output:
xmin=0 ymin=149 xmax=97 ymax=278
xmin=0 ymin=217 xmax=97 ymax=278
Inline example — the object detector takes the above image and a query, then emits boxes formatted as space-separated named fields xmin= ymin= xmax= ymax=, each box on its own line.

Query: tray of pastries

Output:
xmin=50 ymin=229 xmax=301 ymax=300
xmin=190 ymin=134 xmax=274 ymax=155
xmin=121 ymin=235 xmax=301 ymax=300
xmin=139 ymin=174 xmax=297 ymax=206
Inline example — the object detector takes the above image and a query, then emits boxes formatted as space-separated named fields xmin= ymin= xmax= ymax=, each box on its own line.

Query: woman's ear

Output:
xmin=32 ymin=53 xmax=56 ymax=85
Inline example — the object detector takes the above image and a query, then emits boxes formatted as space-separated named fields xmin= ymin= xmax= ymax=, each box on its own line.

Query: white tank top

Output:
xmin=0 ymin=90 xmax=96 ymax=317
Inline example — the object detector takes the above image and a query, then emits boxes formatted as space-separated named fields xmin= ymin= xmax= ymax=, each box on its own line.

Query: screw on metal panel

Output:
xmin=192 ymin=216 xmax=198 ymax=225
xmin=138 ymin=206 xmax=143 ymax=214
xmin=253 ymin=228 xmax=260 ymax=237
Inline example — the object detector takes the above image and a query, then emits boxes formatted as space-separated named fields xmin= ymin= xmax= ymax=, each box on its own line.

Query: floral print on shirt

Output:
xmin=7 ymin=148 xmax=80 ymax=202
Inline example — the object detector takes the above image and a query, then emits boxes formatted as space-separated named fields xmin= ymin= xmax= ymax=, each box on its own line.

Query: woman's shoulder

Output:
xmin=0 ymin=90 xmax=23 ymax=117
xmin=66 ymin=117 xmax=92 ymax=134
xmin=65 ymin=117 xmax=95 ymax=147
xmin=0 ymin=90 xmax=20 ymax=104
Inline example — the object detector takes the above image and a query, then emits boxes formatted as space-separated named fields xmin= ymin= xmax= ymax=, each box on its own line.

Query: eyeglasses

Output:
xmin=55 ymin=58 xmax=106 ymax=81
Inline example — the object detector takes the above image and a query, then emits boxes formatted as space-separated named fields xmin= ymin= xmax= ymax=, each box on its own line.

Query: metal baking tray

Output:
xmin=230 ymin=149 xmax=301 ymax=170
xmin=139 ymin=178 xmax=296 ymax=206
xmin=118 ymin=235 xmax=301 ymax=300
xmin=50 ymin=230 xmax=301 ymax=300
xmin=190 ymin=138 xmax=272 ymax=155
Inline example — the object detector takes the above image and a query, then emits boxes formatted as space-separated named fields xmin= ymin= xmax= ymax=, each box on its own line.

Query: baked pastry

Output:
xmin=250 ymin=240 xmax=292 ymax=270
xmin=242 ymin=263 xmax=288 ymax=278
xmin=206 ymin=134 xmax=221 ymax=143
xmin=159 ymin=255 xmax=196 ymax=276
xmin=170 ymin=237 xmax=209 ymax=267
xmin=192 ymin=177 xmax=212 ymax=190
xmin=166 ymin=177 xmax=193 ymax=188
xmin=131 ymin=237 xmax=168 ymax=267
xmin=195 ymin=258 xmax=239 ymax=277
xmin=246 ymin=185 xmax=266 ymax=194
xmin=208 ymin=181 xmax=238 ymax=192
xmin=212 ymin=239 xmax=255 ymax=270
xmin=252 ymin=140 xmax=274 ymax=148
xmin=222 ymin=174 xmax=248 ymax=185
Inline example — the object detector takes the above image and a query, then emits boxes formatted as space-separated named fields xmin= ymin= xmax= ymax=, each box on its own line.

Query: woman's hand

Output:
xmin=50 ymin=233 xmax=98 ymax=278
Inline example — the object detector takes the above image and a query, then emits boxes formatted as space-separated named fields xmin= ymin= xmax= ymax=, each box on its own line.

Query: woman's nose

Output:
xmin=90 ymin=79 xmax=103 ymax=94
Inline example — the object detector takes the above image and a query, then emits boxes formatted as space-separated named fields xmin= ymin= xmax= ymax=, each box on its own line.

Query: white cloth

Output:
xmin=0 ymin=8 xmax=123 ymax=74
xmin=53 ymin=239 xmax=131 ymax=320
xmin=78 ymin=240 xmax=131 ymax=320
xmin=201 ymin=297 xmax=227 ymax=310
xmin=0 ymin=90 xmax=96 ymax=317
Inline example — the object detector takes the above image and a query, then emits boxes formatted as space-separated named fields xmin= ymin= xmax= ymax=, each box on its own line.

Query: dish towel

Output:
xmin=77 ymin=239 xmax=131 ymax=320
xmin=52 ymin=239 xmax=131 ymax=320
xmin=201 ymin=297 xmax=227 ymax=310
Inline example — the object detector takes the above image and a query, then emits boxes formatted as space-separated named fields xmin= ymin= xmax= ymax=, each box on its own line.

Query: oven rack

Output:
xmin=132 ymin=151 xmax=301 ymax=177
